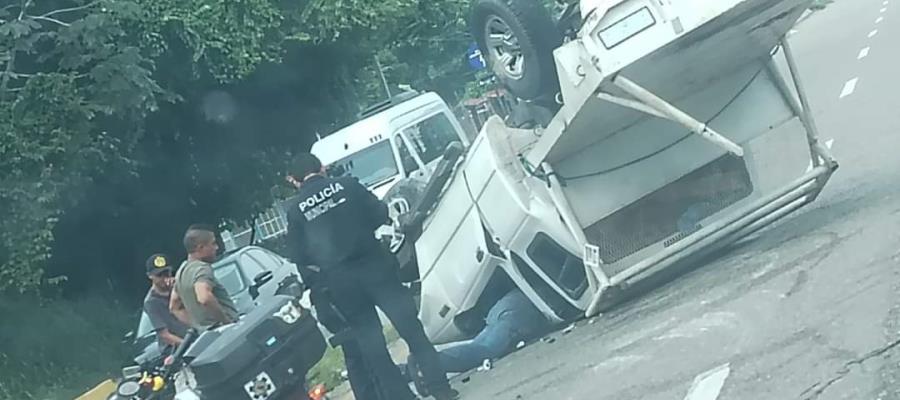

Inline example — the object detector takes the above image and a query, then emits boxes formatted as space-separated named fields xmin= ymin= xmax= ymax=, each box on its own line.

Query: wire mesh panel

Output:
xmin=583 ymin=154 xmax=754 ymax=266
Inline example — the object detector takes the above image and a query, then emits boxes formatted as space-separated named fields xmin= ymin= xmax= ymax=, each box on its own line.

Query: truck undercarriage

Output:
xmin=408 ymin=0 xmax=837 ymax=344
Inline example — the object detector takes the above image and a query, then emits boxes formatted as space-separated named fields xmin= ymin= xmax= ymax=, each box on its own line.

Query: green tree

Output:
xmin=1 ymin=0 xmax=160 ymax=292
xmin=0 ymin=0 xmax=309 ymax=293
xmin=1 ymin=1 xmax=484 ymax=396
xmin=1 ymin=0 xmax=480 ymax=295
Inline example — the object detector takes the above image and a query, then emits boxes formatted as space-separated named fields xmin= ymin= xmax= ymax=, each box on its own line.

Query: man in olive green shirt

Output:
xmin=170 ymin=226 xmax=239 ymax=330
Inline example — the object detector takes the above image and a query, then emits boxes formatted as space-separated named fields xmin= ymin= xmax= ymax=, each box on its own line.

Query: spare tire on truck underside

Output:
xmin=471 ymin=0 xmax=562 ymax=101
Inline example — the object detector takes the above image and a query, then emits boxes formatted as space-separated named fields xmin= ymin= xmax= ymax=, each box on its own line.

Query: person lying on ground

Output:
xmin=405 ymin=287 xmax=553 ymax=390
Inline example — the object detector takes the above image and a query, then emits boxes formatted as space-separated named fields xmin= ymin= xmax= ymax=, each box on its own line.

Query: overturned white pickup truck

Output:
xmin=313 ymin=0 xmax=837 ymax=345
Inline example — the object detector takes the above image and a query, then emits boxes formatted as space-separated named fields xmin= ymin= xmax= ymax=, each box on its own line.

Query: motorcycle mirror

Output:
xmin=122 ymin=365 xmax=142 ymax=380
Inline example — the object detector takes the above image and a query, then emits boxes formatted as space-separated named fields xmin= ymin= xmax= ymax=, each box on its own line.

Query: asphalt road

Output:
xmin=453 ymin=1 xmax=900 ymax=399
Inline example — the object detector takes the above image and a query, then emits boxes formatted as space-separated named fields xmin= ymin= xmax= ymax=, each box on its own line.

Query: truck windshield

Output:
xmin=328 ymin=140 xmax=399 ymax=187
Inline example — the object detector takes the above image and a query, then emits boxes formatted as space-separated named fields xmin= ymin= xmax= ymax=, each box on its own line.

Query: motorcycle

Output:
xmin=110 ymin=274 xmax=329 ymax=400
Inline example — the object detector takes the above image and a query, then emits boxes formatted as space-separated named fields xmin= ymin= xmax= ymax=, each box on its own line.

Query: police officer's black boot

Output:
xmin=407 ymin=355 xmax=459 ymax=400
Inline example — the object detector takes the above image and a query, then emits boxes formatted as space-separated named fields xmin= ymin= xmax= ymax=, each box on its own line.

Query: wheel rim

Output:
xmin=388 ymin=198 xmax=409 ymax=253
xmin=485 ymin=16 xmax=525 ymax=80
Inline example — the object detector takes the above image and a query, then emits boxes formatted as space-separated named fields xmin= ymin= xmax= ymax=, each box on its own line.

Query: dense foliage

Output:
xmin=0 ymin=0 xmax=474 ymax=297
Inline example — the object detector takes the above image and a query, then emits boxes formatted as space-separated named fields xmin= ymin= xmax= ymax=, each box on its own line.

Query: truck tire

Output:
xmin=472 ymin=0 xmax=561 ymax=101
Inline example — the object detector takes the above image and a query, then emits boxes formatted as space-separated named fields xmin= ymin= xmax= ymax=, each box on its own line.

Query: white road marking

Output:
xmin=591 ymin=354 xmax=648 ymax=372
xmin=840 ymin=78 xmax=859 ymax=98
xmin=881 ymin=7 xmax=888 ymax=13
xmin=789 ymin=29 xmax=799 ymax=36
xmin=876 ymin=16 xmax=884 ymax=23
xmin=858 ymin=47 xmax=871 ymax=59
xmin=752 ymin=262 xmax=779 ymax=279
xmin=885 ymin=1 xmax=889 ymax=5
xmin=684 ymin=364 xmax=732 ymax=400
xmin=807 ymin=139 xmax=835 ymax=172
xmin=869 ymin=29 xmax=879 ymax=38
xmin=655 ymin=312 xmax=739 ymax=341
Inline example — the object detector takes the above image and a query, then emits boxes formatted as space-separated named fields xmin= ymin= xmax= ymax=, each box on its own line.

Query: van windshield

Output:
xmin=328 ymin=140 xmax=399 ymax=187
xmin=402 ymin=113 xmax=460 ymax=165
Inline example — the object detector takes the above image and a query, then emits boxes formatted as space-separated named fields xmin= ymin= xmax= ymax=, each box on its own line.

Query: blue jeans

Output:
xmin=438 ymin=319 xmax=520 ymax=373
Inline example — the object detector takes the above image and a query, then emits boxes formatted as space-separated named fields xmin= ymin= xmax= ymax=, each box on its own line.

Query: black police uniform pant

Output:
xmin=316 ymin=258 xmax=449 ymax=400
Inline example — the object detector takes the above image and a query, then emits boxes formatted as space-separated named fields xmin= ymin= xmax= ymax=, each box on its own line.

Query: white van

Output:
xmin=311 ymin=91 xmax=470 ymax=199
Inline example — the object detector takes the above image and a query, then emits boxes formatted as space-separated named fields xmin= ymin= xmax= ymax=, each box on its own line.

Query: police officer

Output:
xmin=284 ymin=153 xmax=457 ymax=400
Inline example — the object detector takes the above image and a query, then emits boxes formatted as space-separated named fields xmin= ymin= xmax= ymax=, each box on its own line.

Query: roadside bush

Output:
xmin=0 ymin=296 xmax=134 ymax=400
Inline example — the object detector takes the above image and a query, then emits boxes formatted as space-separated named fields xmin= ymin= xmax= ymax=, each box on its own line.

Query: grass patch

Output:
xmin=307 ymin=345 xmax=346 ymax=391
xmin=0 ymin=295 xmax=134 ymax=400
xmin=0 ymin=293 xmax=408 ymax=398
xmin=306 ymin=323 xmax=403 ymax=391
xmin=383 ymin=324 xmax=400 ymax=344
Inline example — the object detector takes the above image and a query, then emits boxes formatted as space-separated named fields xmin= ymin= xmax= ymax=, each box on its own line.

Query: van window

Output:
xmin=401 ymin=113 xmax=460 ymax=165
xmin=397 ymin=138 xmax=421 ymax=175
xmin=329 ymin=140 xmax=400 ymax=187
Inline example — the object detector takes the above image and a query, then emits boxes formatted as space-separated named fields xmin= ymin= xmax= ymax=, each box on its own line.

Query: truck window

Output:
xmin=401 ymin=113 xmax=460 ymax=165
xmin=329 ymin=140 xmax=400 ymax=187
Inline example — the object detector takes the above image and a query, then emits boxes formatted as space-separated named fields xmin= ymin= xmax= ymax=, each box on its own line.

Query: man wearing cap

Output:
xmin=143 ymin=254 xmax=189 ymax=349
